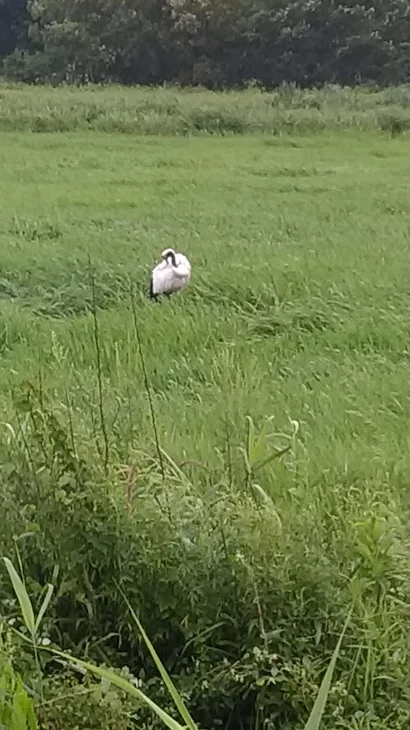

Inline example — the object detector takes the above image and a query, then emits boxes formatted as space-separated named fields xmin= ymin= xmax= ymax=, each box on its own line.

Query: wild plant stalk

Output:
xmin=128 ymin=282 xmax=174 ymax=523
xmin=37 ymin=367 xmax=44 ymax=413
xmin=64 ymin=387 xmax=77 ymax=460
xmin=13 ymin=406 xmax=41 ymax=502
xmin=126 ymin=384 xmax=135 ymax=458
xmin=86 ymin=389 xmax=102 ymax=462
xmin=129 ymin=281 xmax=165 ymax=482
xmin=88 ymin=258 xmax=109 ymax=476
xmin=224 ymin=416 xmax=234 ymax=490
xmin=237 ymin=554 xmax=268 ymax=651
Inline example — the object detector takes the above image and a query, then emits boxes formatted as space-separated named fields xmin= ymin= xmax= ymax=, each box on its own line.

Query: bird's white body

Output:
xmin=150 ymin=249 xmax=191 ymax=298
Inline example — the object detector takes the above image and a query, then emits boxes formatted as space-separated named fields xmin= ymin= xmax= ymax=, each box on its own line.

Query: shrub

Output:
xmin=1 ymin=389 xmax=409 ymax=728
xmin=0 ymin=625 xmax=38 ymax=729
xmin=37 ymin=671 xmax=134 ymax=730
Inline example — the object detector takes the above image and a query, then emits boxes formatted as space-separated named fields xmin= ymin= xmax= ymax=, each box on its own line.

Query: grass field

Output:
xmin=2 ymin=130 xmax=410 ymax=482
xmin=1 ymin=88 xmax=410 ymax=729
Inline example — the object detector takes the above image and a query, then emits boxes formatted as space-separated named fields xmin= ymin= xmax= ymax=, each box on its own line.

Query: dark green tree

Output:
xmin=0 ymin=0 xmax=29 ymax=59
xmin=2 ymin=0 xmax=410 ymax=87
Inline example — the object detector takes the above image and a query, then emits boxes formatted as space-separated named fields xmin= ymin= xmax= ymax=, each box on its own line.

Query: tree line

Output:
xmin=1 ymin=0 xmax=410 ymax=88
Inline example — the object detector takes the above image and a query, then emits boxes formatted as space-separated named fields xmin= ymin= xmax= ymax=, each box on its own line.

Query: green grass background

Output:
xmin=1 ymin=129 xmax=410 ymax=492
xmin=1 ymin=85 xmax=410 ymax=728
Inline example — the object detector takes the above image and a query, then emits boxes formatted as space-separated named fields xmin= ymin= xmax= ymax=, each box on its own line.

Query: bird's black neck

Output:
xmin=166 ymin=252 xmax=177 ymax=267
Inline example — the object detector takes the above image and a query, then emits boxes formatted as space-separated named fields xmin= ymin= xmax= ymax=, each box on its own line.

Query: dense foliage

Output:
xmin=1 ymin=387 xmax=409 ymax=730
xmin=1 ymin=0 xmax=410 ymax=87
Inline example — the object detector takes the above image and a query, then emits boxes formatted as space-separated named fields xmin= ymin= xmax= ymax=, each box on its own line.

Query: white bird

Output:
xmin=150 ymin=248 xmax=191 ymax=300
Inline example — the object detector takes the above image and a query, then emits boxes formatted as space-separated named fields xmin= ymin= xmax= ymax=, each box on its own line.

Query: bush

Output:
xmin=1 ymin=389 xmax=410 ymax=728
xmin=2 ymin=51 xmax=53 ymax=84
xmin=38 ymin=671 xmax=135 ymax=730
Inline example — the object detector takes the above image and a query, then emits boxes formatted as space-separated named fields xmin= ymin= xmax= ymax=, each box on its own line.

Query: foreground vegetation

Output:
xmin=1 ymin=557 xmax=350 ymax=730
xmin=0 ymin=87 xmax=410 ymax=728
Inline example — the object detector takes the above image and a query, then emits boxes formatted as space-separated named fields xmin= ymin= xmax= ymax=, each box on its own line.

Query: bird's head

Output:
xmin=160 ymin=248 xmax=176 ymax=266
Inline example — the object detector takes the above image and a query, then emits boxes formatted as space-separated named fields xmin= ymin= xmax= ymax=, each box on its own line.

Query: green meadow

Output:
xmin=0 ymin=86 xmax=410 ymax=730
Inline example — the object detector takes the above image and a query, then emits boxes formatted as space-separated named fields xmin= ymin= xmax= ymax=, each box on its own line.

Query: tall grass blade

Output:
xmin=245 ymin=415 xmax=255 ymax=462
xmin=159 ymin=446 xmax=194 ymax=489
xmin=250 ymin=484 xmax=282 ymax=527
xmin=3 ymin=558 xmax=35 ymax=635
xmin=119 ymin=588 xmax=197 ymax=730
xmin=303 ymin=611 xmax=351 ymax=730
xmin=253 ymin=444 xmax=291 ymax=472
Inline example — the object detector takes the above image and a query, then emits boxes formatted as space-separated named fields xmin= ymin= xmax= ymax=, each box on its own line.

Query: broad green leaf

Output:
xmin=35 ymin=584 xmax=54 ymax=634
xmin=0 ymin=662 xmax=37 ymax=730
xmin=248 ymin=427 xmax=267 ymax=466
xmin=10 ymin=680 xmax=38 ymax=730
xmin=26 ymin=693 xmax=38 ymax=730
xmin=3 ymin=558 xmax=35 ymax=635
xmin=0 ymin=660 xmax=13 ymax=725
xmin=303 ymin=611 xmax=351 ymax=730
xmin=253 ymin=417 xmax=275 ymax=455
